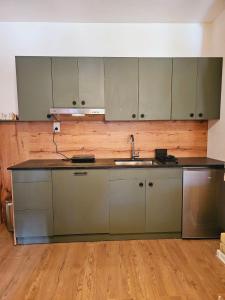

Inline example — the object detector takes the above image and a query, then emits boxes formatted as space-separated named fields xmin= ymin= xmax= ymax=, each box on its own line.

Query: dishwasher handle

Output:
xmin=73 ymin=172 xmax=88 ymax=176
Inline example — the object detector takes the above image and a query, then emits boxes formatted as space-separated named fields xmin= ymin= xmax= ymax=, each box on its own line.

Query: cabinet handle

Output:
xmin=148 ymin=182 xmax=153 ymax=187
xmin=189 ymin=113 xmax=194 ymax=118
xmin=140 ymin=114 xmax=145 ymax=118
xmin=132 ymin=114 xmax=136 ymax=119
xmin=72 ymin=101 xmax=77 ymax=105
xmin=139 ymin=182 xmax=144 ymax=187
xmin=81 ymin=100 xmax=86 ymax=106
xmin=198 ymin=113 xmax=203 ymax=118
xmin=73 ymin=172 xmax=88 ymax=176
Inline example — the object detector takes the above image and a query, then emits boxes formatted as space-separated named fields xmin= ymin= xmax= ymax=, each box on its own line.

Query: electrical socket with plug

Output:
xmin=53 ymin=122 xmax=60 ymax=133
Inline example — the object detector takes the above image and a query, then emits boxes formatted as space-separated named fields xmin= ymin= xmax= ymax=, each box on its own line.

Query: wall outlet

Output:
xmin=53 ymin=122 xmax=60 ymax=133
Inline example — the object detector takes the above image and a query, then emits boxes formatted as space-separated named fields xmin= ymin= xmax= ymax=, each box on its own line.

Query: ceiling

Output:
xmin=0 ymin=0 xmax=225 ymax=23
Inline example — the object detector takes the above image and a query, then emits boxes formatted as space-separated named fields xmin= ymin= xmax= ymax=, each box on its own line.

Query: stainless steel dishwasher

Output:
xmin=182 ymin=167 xmax=224 ymax=238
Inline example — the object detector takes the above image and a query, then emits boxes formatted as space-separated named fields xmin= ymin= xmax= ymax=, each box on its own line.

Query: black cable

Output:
xmin=52 ymin=117 xmax=71 ymax=160
xmin=51 ymin=114 xmax=59 ymax=122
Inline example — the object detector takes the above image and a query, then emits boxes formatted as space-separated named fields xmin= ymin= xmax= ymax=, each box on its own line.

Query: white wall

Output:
xmin=0 ymin=22 xmax=210 ymax=118
xmin=207 ymin=10 xmax=225 ymax=160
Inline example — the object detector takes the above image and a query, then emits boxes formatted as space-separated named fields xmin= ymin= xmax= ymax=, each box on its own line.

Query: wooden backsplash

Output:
xmin=0 ymin=120 xmax=207 ymax=219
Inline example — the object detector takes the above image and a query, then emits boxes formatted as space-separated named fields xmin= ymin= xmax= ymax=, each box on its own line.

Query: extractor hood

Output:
xmin=50 ymin=108 xmax=105 ymax=116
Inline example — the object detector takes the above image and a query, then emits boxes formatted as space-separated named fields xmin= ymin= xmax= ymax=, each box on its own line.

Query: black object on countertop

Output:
xmin=155 ymin=149 xmax=178 ymax=164
xmin=70 ymin=155 xmax=96 ymax=163
xmin=155 ymin=149 xmax=167 ymax=160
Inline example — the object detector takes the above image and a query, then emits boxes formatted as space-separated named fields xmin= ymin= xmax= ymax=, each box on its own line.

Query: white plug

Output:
xmin=53 ymin=122 xmax=60 ymax=133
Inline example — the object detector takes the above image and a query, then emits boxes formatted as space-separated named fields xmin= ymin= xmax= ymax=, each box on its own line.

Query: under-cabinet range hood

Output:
xmin=50 ymin=108 xmax=105 ymax=116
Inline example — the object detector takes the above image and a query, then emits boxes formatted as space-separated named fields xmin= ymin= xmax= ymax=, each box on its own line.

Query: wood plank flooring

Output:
xmin=0 ymin=224 xmax=225 ymax=300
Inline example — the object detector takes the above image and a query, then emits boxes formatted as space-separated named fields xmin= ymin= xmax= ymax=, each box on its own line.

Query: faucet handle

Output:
xmin=130 ymin=134 xmax=134 ymax=142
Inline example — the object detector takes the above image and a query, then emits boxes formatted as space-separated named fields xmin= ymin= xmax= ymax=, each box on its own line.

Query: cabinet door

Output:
xmin=52 ymin=170 xmax=109 ymax=235
xmin=52 ymin=57 xmax=79 ymax=108
xmin=104 ymin=58 xmax=139 ymax=121
xmin=146 ymin=169 xmax=182 ymax=233
xmin=196 ymin=58 xmax=223 ymax=120
xmin=172 ymin=58 xmax=197 ymax=120
xmin=16 ymin=57 xmax=53 ymax=121
xmin=139 ymin=58 xmax=172 ymax=120
xmin=109 ymin=178 xmax=146 ymax=233
xmin=78 ymin=57 xmax=104 ymax=108
xmin=15 ymin=210 xmax=53 ymax=238
xmin=12 ymin=170 xmax=53 ymax=238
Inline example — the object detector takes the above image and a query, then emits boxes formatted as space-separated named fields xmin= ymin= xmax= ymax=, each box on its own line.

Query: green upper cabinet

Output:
xmin=172 ymin=58 xmax=198 ymax=120
xmin=139 ymin=58 xmax=172 ymax=120
xmin=16 ymin=57 xmax=53 ymax=121
xmin=52 ymin=57 xmax=104 ymax=108
xmin=52 ymin=169 xmax=109 ymax=235
xmin=78 ymin=57 xmax=104 ymax=108
xmin=196 ymin=58 xmax=223 ymax=120
xmin=16 ymin=56 xmax=222 ymax=121
xmin=145 ymin=169 xmax=182 ymax=233
xmin=104 ymin=58 xmax=139 ymax=121
xmin=52 ymin=57 xmax=79 ymax=108
xmin=172 ymin=57 xmax=223 ymax=120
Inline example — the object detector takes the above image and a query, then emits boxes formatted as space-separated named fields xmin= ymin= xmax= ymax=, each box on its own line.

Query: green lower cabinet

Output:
xmin=15 ymin=210 xmax=53 ymax=238
xmin=12 ymin=170 xmax=53 ymax=238
xmin=109 ymin=178 xmax=146 ymax=234
xmin=52 ymin=170 xmax=109 ymax=235
xmin=145 ymin=169 xmax=182 ymax=233
xmin=12 ymin=167 xmax=183 ymax=243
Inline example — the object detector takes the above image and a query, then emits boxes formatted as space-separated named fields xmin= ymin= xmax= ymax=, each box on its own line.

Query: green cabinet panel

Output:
xmin=139 ymin=58 xmax=172 ymax=120
xmin=52 ymin=57 xmax=104 ymax=108
xmin=172 ymin=58 xmax=198 ymax=120
xmin=52 ymin=57 xmax=79 ymax=108
xmin=196 ymin=58 xmax=223 ymax=120
xmin=16 ymin=57 xmax=53 ymax=121
xmin=109 ymin=168 xmax=182 ymax=234
xmin=13 ymin=181 xmax=52 ymax=211
xmin=15 ymin=210 xmax=53 ymax=238
xmin=146 ymin=169 xmax=182 ymax=233
xmin=109 ymin=169 xmax=146 ymax=233
xmin=52 ymin=170 xmax=109 ymax=235
xmin=13 ymin=170 xmax=51 ymax=183
xmin=104 ymin=58 xmax=139 ymax=121
xmin=12 ymin=170 xmax=53 ymax=238
xmin=78 ymin=57 xmax=104 ymax=108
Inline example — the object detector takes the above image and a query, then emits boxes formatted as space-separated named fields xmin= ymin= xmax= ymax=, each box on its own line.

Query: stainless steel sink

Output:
xmin=114 ymin=159 xmax=158 ymax=166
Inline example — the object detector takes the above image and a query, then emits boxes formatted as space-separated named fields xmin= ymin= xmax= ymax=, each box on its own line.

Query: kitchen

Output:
xmin=1 ymin=0 xmax=225 ymax=299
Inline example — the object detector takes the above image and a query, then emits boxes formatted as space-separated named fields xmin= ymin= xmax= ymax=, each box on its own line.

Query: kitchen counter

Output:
xmin=10 ymin=157 xmax=224 ymax=245
xmin=8 ymin=157 xmax=225 ymax=170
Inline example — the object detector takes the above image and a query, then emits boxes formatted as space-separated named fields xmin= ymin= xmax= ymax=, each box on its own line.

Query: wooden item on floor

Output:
xmin=220 ymin=242 xmax=225 ymax=254
xmin=217 ymin=249 xmax=225 ymax=265
xmin=221 ymin=233 xmax=225 ymax=244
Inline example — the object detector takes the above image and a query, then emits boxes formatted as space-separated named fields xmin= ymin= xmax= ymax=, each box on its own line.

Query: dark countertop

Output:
xmin=8 ymin=157 xmax=225 ymax=170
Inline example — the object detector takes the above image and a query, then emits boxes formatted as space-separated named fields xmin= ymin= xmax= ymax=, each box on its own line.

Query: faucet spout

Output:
xmin=130 ymin=134 xmax=139 ymax=160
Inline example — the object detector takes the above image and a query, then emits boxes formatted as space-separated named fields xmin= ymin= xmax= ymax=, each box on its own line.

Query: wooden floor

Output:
xmin=0 ymin=225 xmax=225 ymax=300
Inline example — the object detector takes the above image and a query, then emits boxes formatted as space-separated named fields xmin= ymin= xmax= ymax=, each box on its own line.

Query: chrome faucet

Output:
xmin=130 ymin=134 xmax=139 ymax=160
